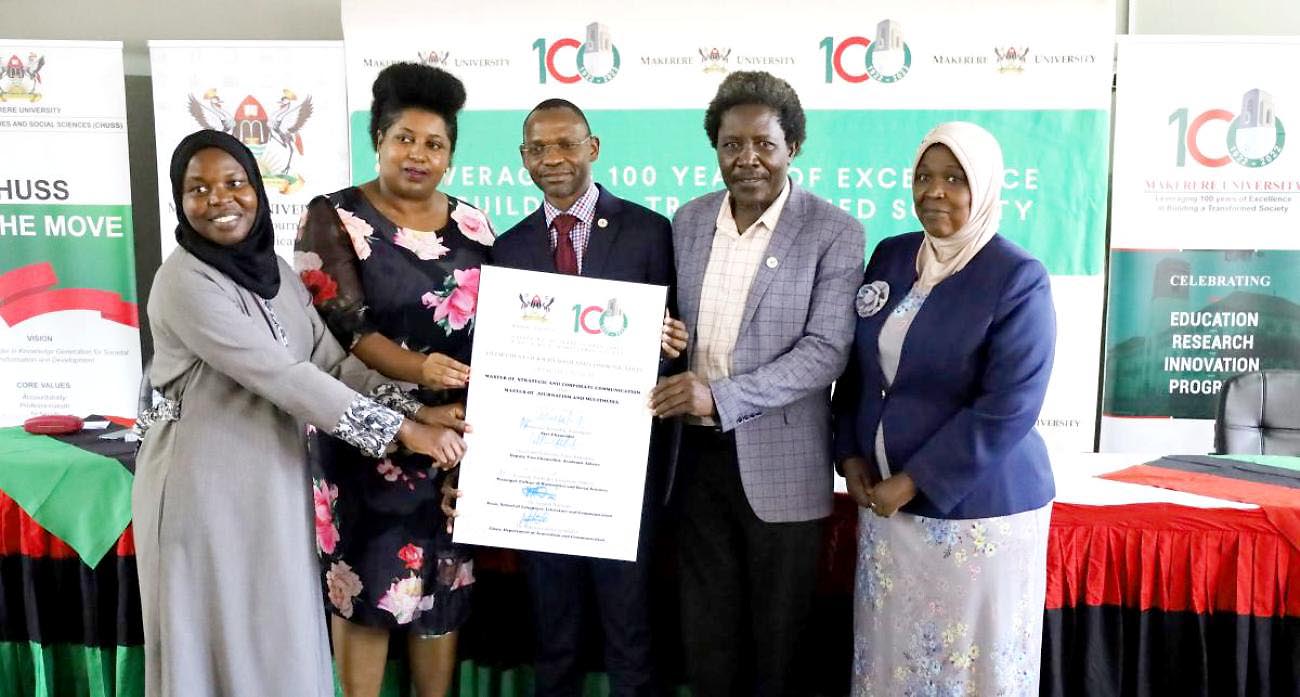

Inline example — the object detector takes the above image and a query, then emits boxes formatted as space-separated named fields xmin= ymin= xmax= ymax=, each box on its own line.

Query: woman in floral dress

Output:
xmin=831 ymin=122 xmax=1056 ymax=696
xmin=294 ymin=63 xmax=494 ymax=697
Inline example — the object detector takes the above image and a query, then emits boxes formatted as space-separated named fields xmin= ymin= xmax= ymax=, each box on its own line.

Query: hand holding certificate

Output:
xmin=451 ymin=266 xmax=667 ymax=560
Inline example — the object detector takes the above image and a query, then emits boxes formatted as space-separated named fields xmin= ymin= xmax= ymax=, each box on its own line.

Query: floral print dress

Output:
xmin=295 ymin=186 xmax=493 ymax=634
xmin=854 ymin=505 xmax=1051 ymax=697
xmin=853 ymin=283 xmax=1052 ymax=696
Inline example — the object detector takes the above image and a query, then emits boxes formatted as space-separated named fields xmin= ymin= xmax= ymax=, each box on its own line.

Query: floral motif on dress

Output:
xmin=852 ymin=507 xmax=1051 ymax=697
xmin=922 ymin=518 xmax=962 ymax=557
xmin=894 ymin=620 xmax=980 ymax=696
xmin=376 ymin=575 xmax=435 ymax=625
xmin=375 ymin=458 xmax=428 ymax=491
xmin=394 ymin=227 xmax=451 ymax=261
xmin=990 ymin=600 xmax=1037 ymax=696
xmin=421 ymin=267 xmax=480 ymax=335
xmin=892 ymin=288 xmax=930 ymax=317
xmin=856 ymin=515 xmax=895 ymax=611
xmin=439 ymin=557 xmax=476 ymax=590
xmin=313 ymin=480 xmax=340 ymax=555
xmin=377 ymin=543 xmax=437 ymax=624
xmin=325 ymin=560 xmax=363 ymax=619
xmin=299 ymin=268 xmax=339 ymax=304
xmin=293 ymin=249 xmax=340 ymax=308
xmin=918 ymin=518 xmax=1003 ymax=579
xmin=295 ymin=250 xmax=322 ymax=272
xmin=397 ymin=543 xmax=424 ymax=570
xmin=335 ymin=207 xmax=375 ymax=261
xmin=449 ymin=201 xmax=496 ymax=246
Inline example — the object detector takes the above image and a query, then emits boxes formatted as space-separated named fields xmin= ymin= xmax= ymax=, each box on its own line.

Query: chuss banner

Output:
xmin=0 ymin=40 xmax=140 ymax=425
xmin=1101 ymin=37 xmax=1300 ymax=452
xmin=149 ymin=40 xmax=351 ymax=263
xmin=341 ymin=0 xmax=1114 ymax=452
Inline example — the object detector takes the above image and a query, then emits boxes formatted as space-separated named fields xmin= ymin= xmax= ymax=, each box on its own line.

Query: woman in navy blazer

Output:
xmin=831 ymin=122 xmax=1056 ymax=696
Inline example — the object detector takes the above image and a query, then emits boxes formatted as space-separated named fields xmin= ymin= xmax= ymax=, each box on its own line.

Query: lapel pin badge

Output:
xmin=765 ymin=256 xmax=779 ymax=269
xmin=856 ymin=281 xmax=890 ymax=318
xmin=597 ymin=218 xmax=608 ymax=228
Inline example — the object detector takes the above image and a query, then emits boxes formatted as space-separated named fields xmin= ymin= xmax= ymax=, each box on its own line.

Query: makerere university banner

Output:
xmin=1101 ymin=36 xmax=1300 ymax=452
xmin=342 ymin=0 xmax=1115 ymax=452
xmin=149 ymin=40 xmax=351 ymax=263
xmin=0 ymin=40 xmax=140 ymax=425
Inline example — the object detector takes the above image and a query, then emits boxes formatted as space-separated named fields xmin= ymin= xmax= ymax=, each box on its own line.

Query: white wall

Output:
xmin=6 ymin=0 xmax=1298 ymax=76
xmin=5 ymin=0 xmax=343 ymax=74
xmin=1131 ymin=0 xmax=1300 ymax=34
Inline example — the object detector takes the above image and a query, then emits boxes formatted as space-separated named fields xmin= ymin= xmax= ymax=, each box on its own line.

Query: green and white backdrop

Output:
xmin=1 ymin=0 xmax=1121 ymax=443
xmin=341 ymin=0 xmax=1116 ymax=453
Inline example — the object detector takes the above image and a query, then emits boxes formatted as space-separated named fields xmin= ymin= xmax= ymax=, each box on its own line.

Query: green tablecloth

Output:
xmin=0 ymin=427 xmax=133 ymax=566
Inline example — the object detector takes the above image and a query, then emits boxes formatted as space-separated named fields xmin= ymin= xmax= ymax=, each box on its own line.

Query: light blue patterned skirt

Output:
xmin=852 ymin=503 xmax=1051 ymax=697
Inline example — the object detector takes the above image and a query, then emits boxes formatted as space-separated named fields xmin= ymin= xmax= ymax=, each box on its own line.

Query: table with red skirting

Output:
xmin=2 ymin=445 xmax=1298 ymax=697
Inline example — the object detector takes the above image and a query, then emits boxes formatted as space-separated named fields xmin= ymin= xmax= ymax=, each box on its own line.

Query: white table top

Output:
xmin=833 ymin=452 xmax=1258 ymax=510
xmin=1050 ymin=452 xmax=1256 ymax=509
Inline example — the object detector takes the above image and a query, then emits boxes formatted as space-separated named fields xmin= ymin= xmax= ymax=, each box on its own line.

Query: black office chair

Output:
xmin=1214 ymin=369 xmax=1300 ymax=455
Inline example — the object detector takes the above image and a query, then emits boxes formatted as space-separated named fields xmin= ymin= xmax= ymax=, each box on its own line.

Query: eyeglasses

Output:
xmin=519 ymin=136 xmax=593 ymax=159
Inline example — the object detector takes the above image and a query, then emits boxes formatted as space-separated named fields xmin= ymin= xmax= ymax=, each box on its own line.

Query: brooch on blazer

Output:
xmin=856 ymin=281 xmax=890 ymax=318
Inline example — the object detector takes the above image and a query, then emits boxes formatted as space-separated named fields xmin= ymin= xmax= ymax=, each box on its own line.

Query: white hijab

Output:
xmin=912 ymin=121 xmax=1005 ymax=291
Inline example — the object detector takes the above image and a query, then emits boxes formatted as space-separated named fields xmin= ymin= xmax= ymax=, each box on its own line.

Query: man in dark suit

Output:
xmin=488 ymin=98 xmax=683 ymax=697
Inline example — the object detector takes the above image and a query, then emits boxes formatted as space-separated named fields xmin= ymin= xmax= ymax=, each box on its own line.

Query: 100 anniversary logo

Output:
xmin=2 ymin=52 xmax=46 ymax=102
xmin=821 ymin=19 xmax=911 ymax=84
xmin=1169 ymin=89 xmax=1285 ymax=168
xmin=573 ymin=298 xmax=627 ymax=336
xmin=534 ymin=22 xmax=620 ymax=84
xmin=188 ymin=88 xmax=315 ymax=192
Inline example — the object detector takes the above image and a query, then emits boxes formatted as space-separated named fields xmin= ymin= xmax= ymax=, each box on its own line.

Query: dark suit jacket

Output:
xmin=832 ymin=232 xmax=1056 ymax=519
xmin=492 ymin=183 xmax=680 ymax=502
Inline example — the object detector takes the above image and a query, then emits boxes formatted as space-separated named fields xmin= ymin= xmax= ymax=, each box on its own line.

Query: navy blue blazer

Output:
xmin=831 ymin=232 xmax=1056 ymax=519
xmin=492 ymin=183 xmax=675 ymax=292
xmin=491 ymin=183 xmax=680 ymax=501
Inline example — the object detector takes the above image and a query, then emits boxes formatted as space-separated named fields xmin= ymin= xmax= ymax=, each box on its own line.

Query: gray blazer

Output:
xmin=673 ymin=182 xmax=865 ymax=522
